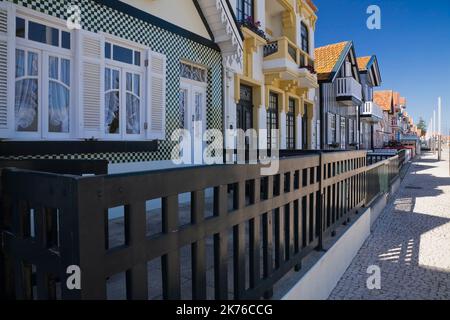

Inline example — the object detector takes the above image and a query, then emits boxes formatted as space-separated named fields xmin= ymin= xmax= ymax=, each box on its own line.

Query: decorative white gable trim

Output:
xmin=197 ymin=0 xmax=243 ymax=72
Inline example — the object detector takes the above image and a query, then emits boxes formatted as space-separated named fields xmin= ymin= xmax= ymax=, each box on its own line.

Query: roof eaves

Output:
xmin=329 ymin=41 xmax=353 ymax=83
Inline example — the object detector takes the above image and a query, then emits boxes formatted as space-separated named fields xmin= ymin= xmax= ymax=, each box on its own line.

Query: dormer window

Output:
xmin=236 ymin=0 xmax=254 ymax=22
xmin=301 ymin=22 xmax=309 ymax=54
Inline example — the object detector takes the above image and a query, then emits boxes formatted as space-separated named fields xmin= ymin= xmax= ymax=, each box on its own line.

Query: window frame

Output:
xmin=14 ymin=12 xmax=74 ymax=140
xmin=180 ymin=60 xmax=208 ymax=84
xmin=300 ymin=22 xmax=310 ymax=54
xmin=267 ymin=92 xmax=279 ymax=150
xmin=330 ymin=113 xmax=336 ymax=144
xmin=4 ymin=5 xmax=167 ymax=142
xmin=104 ymin=45 xmax=146 ymax=141
xmin=236 ymin=0 xmax=255 ymax=23
xmin=286 ymin=98 xmax=296 ymax=150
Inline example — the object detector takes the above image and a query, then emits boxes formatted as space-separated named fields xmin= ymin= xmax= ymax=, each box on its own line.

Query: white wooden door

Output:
xmin=179 ymin=79 xmax=206 ymax=164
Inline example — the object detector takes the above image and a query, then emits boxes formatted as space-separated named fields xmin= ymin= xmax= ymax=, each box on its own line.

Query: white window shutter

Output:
xmin=336 ymin=115 xmax=341 ymax=143
xmin=146 ymin=49 xmax=166 ymax=140
xmin=348 ymin=119 xmax=353 ymax=144
xmin=0 ymin=2 xmax=15 ymax=138
xmin=75 ymin=29 xmax=104 ymax=139
xmin=327 ymin=113 xmax=333 ymax=145
xmin=345 ymin=61 xmax=352 ymax=77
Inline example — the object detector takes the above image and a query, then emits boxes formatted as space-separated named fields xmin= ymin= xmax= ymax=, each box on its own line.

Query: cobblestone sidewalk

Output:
xmin=329 ymin=150 xmax=450 ymax=300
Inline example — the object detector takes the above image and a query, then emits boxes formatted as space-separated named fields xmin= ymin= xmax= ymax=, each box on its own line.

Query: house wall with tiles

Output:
xmin=0 ymin=0 xmax=223 ymax=171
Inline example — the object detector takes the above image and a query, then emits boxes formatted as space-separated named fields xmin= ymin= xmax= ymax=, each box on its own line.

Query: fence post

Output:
xmin=0 ymin=171 xmax=8 ymax=299
xmin=59 ymin=176 xmax=107 ymax=300
xmin=317 ymin=152 xmax=324 ymax=251
xmin=57 ymin=176 xmax=84 ymax=300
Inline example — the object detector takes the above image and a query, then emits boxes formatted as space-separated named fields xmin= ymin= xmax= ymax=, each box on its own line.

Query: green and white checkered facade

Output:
xmin=2 ymin=0 xmax=223 ymax=164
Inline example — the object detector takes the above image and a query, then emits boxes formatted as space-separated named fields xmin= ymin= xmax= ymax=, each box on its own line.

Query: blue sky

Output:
xmin=313 ymin=0 xmax=450 ymax=133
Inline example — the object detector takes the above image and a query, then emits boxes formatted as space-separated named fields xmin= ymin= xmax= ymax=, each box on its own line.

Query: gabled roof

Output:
xmin=357 ymin=55 xmax=382 ymax=86
xmin=374 ymin=90 xmax=394 ymax=112
xmin=357 ymin=56 xmax=372 ymax=71
xmin=393 ymin=92 xmax=400 ymax=107
xmin=400 ymin=97 xmax=407 ymax=107
xmin=315 ymin=41 xmax=352 ymax=82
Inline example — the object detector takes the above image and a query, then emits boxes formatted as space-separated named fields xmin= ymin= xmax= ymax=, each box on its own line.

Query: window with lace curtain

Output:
xmin=104 ymin=41 xmax=144 ymax=139
xmin=14 ymin=15 xmax=72 ymax=138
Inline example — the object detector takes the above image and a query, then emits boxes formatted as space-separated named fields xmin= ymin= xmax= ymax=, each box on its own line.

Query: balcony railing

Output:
xmin=361 ymin=101 xmax=383 ymax=121
xmin=336 ymin=77 xmax=362 ymax=104
xmin=263 ymin=37 xmax=315 ymax=71
xmin=263 ymin=41 xmax=278 ymax=57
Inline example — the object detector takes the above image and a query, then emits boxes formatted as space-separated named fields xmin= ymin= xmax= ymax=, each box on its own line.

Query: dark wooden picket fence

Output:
xmin=365 ymin=155 xmax=399 ymax=206
xmin=367 ymin=149 xmax=407 ymax=169
xmin=1 ymin=151 xmax=371 ymax=300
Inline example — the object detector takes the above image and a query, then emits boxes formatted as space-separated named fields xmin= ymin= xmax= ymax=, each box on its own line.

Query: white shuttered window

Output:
xmin=146 ymin=50 xmax=166 ymax=140
xmin=327 ymin=112 xmax=335 ymax=145
xmin=0 ymin=3 xmax=16 ymax=138
xmin=76 ymin=29 xmax=104 ymax=139
xmin=0 ymin=4 xmax=167 ymax=141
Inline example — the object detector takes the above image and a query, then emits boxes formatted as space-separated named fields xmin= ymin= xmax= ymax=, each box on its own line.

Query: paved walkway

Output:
xmin=330 ymin=150 xmax=450 ymax=300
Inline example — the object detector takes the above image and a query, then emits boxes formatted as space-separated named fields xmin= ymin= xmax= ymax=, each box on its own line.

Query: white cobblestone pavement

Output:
xmin=329 ymin=149 xmax=450 ymax=300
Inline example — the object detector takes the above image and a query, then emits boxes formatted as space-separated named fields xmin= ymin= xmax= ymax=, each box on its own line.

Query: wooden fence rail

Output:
xmin=1 ymin=151 xmax=374 ymax=300
xmin=365 ymin=156 xmax=399 ymax=206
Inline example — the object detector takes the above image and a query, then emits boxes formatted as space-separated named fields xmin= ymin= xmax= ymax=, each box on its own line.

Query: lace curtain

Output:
xmin=48 ymin=56 xmax=70 ymax=133
xmin=105 ymin=68 xmax=120 ymax=134
xmin=15 ymin=49 xmax=38 ymax=132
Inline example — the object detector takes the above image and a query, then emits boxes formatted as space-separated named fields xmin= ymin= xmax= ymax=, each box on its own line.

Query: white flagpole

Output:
xmin=438 ymin=97 xmax=442 ymax=160
xmin=433 ymin=110 xmax=437 ymax=154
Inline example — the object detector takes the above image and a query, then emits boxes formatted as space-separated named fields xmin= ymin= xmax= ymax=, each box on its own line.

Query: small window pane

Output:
xmin=105 ymin=68 xmax=111 ymax=91
xmin=180 ymin=62 xmax=206 ymax=82
xmin=192 ymin=67 xmax=201 ymax=82
xmin=15 ymin=49 xmax=25 ymax=78
xmin=62 ymin=31 xmax=71 ymax=49
xmin=16 ymin=17 xmax=25 ymax=38
xmin=27 ymin=52 xmax=38 ymax=76
xmin=180 ymin=63 xmax=192 ymax=79
xmin=15 ymin=78 xmax=39 ymax=132
xmin=133 ymin=74 xmax=140 ymax=96
xmin=50 ymin=27 xmax=59 ymax=47
xmin=179 ymin=89 xmax=187 ymax=129
xmin=28 ymin=21 xmax=59 ymax=47
xmin=200 ymin=70 xmax=206 ymax=82
xmin=61 ymin=59 xmax=70 ymax=86
xmin=105 ymin=91 xmax=120 ymax=134
xmin=134 ymin=51 xmax=141 ymax=66
xmin=49 ymin=56 xmax=58 ymax=80
xmin=126 ymin=92 xmax=140 ymax=134
xmin=113 ymin=45 xmax=133 ymax=64
xmin=105 ymin=68 xmax=120 ymax=135
xmin=112 ymin=70 xmax=120 ymax=89
xmin=28 ymin=21 xmax=46 ymax=43
xmin=126 ymin=72 xmax=132 ymax=92
xmin=48 ymin=81 xmax=70 ymax=133
xmin=105 ymin=42 xmax=111 ymax=59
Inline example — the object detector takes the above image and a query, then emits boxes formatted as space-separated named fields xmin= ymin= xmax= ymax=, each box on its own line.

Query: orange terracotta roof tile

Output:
xmin=314 ymin=41 xmax=349 ymax=81
xmin=374 ymin=90 xmax=393 ymax=112
xmin=393 ymin=92 xmax=400 ymax=106
xmin=357 ymin=56 xmax=372 ymax=71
